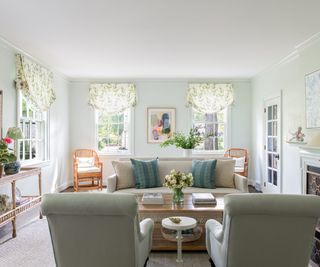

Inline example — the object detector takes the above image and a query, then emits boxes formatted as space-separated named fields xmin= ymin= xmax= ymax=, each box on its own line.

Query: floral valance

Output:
xmin=15 ymin=54 xmax=56 ymax=112
xmin=187 ymin=83 xmax=234 ymax=113
xmin=88 ymin=83 xmax=136 ymax=113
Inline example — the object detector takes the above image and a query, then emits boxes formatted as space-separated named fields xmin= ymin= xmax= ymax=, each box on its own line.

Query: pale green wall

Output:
xmin=251 ymin=34 xmax=320 ymax=193
xmin=0 ymin=39 xmax=71 ymax=195
xmin=69 ymin=80 xmax=252 ymax=179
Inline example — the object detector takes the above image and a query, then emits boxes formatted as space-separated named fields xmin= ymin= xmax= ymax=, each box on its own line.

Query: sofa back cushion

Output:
xmin=112 ymin=161 xmax=135 ymax=190
xmin=130 ymin=159 xmax=161 ymax=189
xmin=215 ymin=159 xmax=235 ymax=188
xmin=158 ymin=161 xmax=192 ymax=184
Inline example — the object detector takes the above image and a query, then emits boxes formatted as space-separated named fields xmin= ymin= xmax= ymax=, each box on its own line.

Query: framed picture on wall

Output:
xmin=147 ymin=107 xmax=176 ymax=143
xmin=305 ymin=69 xmax=320 ymax=129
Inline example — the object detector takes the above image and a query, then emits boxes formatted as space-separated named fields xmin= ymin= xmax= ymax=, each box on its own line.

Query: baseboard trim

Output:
xmin=55 ymin=182 xmax=73 ymax=193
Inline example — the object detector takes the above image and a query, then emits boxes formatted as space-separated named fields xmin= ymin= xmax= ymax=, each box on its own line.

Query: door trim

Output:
xmin=263 ymin=91 xmax=283 ymax=193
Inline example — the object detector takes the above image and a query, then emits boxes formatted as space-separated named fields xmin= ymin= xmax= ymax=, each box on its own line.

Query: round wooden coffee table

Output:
xmin=162 ymin=216 xmax=197 ymax=263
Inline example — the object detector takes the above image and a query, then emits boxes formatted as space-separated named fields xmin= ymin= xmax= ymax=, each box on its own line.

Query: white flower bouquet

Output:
xmin=164 ymin=169 xmax=193 ymax=189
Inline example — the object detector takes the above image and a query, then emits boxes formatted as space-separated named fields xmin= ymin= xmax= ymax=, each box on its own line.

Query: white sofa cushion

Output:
xmin=158 ymin=161 xmax=192 ymax=184
xmin=112 ymin=161 xmax=135 ymax=190
xmin=215 ymin=159 xmax=236 ymax=188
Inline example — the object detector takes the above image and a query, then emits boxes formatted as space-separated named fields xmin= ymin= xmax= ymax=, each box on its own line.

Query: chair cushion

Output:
xmin=215 ymin=159 xmax=235 ymax=188
xmin=77 ymin=166 xmax=101 ymax=173
xmin=77 ymin=157 xmax=95 ymax=168
xmin=192 ymin=160 xmax=217 ymax=188
xmin=130 ymin=159 xmax=161 ymax=189
xmin=112 ymin=161 xmax=135 ymax=190
xmin=235 ymin=167 xmax=245 ymax=173
xmin=233 ymin=156 xmax=245 ymax=168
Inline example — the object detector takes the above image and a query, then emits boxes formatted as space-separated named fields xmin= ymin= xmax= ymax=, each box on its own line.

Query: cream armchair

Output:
xmin=41 ymin=193 xmax=154 ymax=267
xmin=206 ymin=193 xmax=320 ymax=267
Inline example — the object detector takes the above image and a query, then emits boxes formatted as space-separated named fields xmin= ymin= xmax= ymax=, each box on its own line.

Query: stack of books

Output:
xmin=142 ymin=193 xmax=164 ymax=204
xmin=192 ymin=193 xmax=216 ymax=205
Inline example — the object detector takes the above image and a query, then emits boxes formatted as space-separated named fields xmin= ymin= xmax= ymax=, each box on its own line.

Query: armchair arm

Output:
xmin=106 ymin=174 xmax=117 ymax=192
xmin=139 ymin=218 xmax=154 ymax=242
xmin=234 ymin=173 xmax=249 ymax=192
xmin=206 ymin=219 xmax=223 ymax=244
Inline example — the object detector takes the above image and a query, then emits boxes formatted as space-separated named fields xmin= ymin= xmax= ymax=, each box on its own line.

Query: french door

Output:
xmin=264 ymin=96 xmax=282 ymax=193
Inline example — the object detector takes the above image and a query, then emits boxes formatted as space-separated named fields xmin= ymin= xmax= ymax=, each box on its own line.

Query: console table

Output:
xmin=0 ymin=167 xmax=42 ymax=238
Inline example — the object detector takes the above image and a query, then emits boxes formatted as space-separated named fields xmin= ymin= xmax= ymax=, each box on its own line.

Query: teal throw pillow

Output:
xmin=130 ymin=159 xmax=161 ymax=189
xmin=192 ymin=160 xmax=217 ymax=188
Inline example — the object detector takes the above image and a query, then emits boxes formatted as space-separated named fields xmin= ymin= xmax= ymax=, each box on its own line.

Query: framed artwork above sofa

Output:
xmin=147 ymin=107 xmax=176 ymax=143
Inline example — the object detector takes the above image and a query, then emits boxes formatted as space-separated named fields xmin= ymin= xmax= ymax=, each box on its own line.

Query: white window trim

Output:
xmin=95 ymin=108 xmax=135 ymax=156
xmin=190 ymin=106 xmax=231 ymax=156
xmin=17 ymin=91 xmax=50 ymax=166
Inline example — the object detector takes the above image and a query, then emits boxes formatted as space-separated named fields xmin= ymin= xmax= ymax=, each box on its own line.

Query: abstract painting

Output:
xmin=306 ymin=69 xmax=320 ymax=128
xmin=147 ymin=108 xmax=176 ymax=143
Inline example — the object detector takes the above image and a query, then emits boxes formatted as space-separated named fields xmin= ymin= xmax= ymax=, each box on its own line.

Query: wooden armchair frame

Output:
xmin=224 ymin=148 xmax=249 ymax=177
xmin=73 ymin=149 xmax=103 ymax=191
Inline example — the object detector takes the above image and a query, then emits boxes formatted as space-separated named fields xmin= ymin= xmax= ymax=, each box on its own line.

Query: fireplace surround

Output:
xmin=300 ymin=147 xmax=320 ymax=266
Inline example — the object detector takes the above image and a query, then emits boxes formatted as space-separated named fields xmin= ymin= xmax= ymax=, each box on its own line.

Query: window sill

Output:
xmin=21 ymin=160 xmax=51 ymax=168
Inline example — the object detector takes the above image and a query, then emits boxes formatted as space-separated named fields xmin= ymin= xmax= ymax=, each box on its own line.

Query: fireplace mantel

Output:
xmin=299 ymin=146 xmax=320 ymax=194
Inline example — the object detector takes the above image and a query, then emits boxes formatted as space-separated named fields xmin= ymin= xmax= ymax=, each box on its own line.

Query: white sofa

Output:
xmin=107 ymin=158 xmax=248 ymax=195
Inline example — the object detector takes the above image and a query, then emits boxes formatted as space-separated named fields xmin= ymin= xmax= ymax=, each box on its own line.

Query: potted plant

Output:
xmin=160 ymin=127 xmax=208 ymax=157
xmin=0 ymin=138 xmax=19 ymax=176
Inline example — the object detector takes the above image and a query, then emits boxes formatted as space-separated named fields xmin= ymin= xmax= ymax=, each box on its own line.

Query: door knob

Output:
xmin=274 ymin=154 xmax=280 ymax=160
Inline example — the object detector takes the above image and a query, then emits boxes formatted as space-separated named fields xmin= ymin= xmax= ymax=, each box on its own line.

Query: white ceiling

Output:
xmin=0 ymin=0 xmax=320 ymax=79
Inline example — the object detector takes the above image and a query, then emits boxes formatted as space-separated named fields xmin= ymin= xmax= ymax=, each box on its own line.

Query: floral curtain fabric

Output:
xmin=187 ymin=83 xmax=234 ymax=113
xmin=15 ymin=54 xmax=56 ymax=112
xmin=88 ymin=83 xmax=136 ymax=113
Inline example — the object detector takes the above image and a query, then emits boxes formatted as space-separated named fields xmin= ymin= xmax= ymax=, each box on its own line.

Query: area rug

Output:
xmin=0 ymin=219 xmax=210 ymax=267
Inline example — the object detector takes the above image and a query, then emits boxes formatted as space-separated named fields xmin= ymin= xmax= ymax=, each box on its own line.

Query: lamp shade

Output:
xmin=6 ymin=127 xmax=24 ymax=140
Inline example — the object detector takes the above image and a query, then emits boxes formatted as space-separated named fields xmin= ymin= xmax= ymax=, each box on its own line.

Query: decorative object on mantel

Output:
xmin=305 ymin=68 xmax=320 ymax=129
xmin=0 ymin=137 xmax=17 ymax=176
xmin=88 ymin=83 xmax=136 ymax=114
xmin=187 ymin=83 xmax=234 ymax=113
xmin=160 ymin=127 xmax=211 ymax=157
xmin=15 ymin=54 xmax=56 ymax=112
xmin=286 ymin=126 xmax=307 ymax=144
xmin=163 ymin=169 xmax=193 ymax=204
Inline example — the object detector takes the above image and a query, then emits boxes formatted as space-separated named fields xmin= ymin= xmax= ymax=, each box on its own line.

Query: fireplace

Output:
xmin=300 ymin=148 xmax=320 ymax=266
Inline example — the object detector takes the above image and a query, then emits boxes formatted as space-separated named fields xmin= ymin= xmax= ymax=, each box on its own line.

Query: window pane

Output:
xmin=268 ymin=122 xmax=272 ymax=136
xmin=273 ymin=105 xmax=277 ymax=119
xmin=25 ymin=121 xmax=30 ymax=139
xmin=19 ymin=141 xmax=24 ymax=161
xmin=192 ymin=110 xmax=226 ymax=152
xmin=268 ymin=169 xmax=272 ymax=183
xmin=31 ymin=141 xmax=37 ymax=159
xmin=268 ymin=106 xmax=272 ymax=120
xmin=22 ymin=98 xmax=27 ymax=117
xmin=97 ymin=110 xmax=130 ymax=153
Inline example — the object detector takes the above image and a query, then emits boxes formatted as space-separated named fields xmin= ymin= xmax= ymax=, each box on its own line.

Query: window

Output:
xmin=192 ymin=108 xmax=228 ymax=153
xmin=96 ymin=108 xmax=132 ymax=154
xmin=18 ymin=92 xmax=49 ymax=163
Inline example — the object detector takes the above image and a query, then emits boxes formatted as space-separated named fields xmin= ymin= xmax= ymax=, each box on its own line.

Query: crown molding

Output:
xmin=295 ymin=31 xmax=320 ymax=52
xmin=69 ymin=77 xmax=251 ymax=83
xmin=0 ymin=35 xmax=70 ymax=82
xmin=253 ymin=31 xmax=320 ymax=79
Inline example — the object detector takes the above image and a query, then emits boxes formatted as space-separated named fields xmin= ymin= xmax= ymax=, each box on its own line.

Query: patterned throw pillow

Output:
xmin=130 ymin=159 xmax=161 ymax=189
xmin=192 ymin=160 xmax=217 ymax=188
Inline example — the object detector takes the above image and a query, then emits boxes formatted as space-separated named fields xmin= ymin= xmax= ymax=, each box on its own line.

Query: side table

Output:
xmin=162 ymin=216 xmax=197 ymax=263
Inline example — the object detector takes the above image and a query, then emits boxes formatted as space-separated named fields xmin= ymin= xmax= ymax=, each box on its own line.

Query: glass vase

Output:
xmin=172 ymin=188 xmax=184 ymax=204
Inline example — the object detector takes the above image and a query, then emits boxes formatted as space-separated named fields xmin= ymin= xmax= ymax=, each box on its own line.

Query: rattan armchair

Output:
xmin=73 ymin=149 xmax=103 ymax=191
xmin=224 ymin=148 xmax=249 ymax=177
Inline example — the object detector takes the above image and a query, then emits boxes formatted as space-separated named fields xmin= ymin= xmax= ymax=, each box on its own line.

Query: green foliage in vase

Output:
xmin=0 ymin=139 xmax=17 ymax=164
xmin=160 ymin=127 xmax=206 ymax=149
